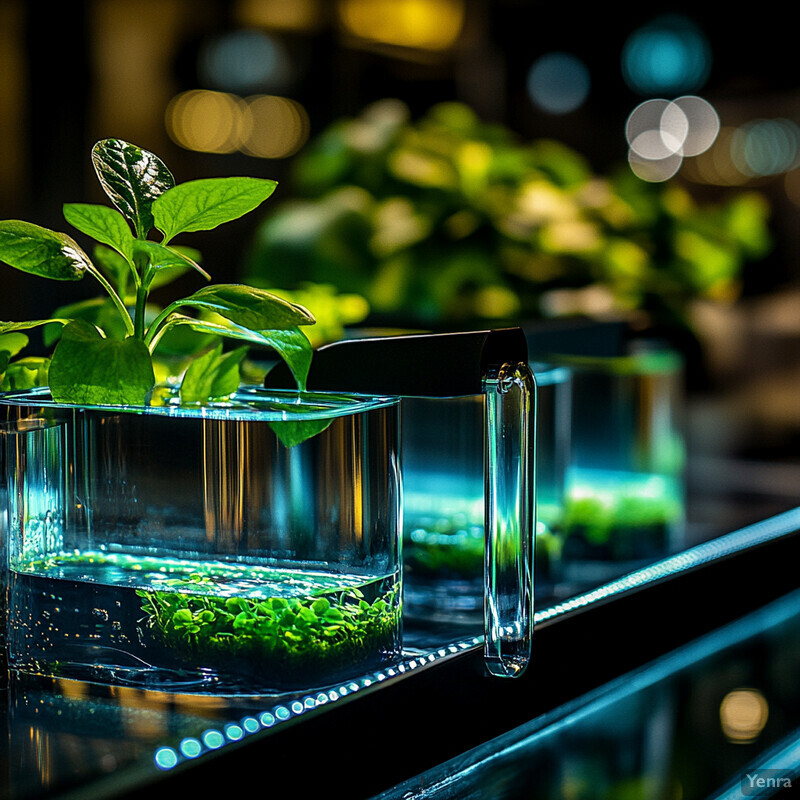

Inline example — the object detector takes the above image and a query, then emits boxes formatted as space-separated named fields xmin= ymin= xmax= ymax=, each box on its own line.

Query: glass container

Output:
xmin=402 ymin=363 xmax=569 ymax=618
xmin=1 ymin=387 xmax=401 ymax=695
xmin=265 ymin=328 xmax=536 ymax=679
xmin=553 ymin=347 xmax=686 ymax=586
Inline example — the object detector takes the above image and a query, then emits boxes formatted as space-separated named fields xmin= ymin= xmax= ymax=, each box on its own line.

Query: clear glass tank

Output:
xmin=1 ymin=387 xmax=402 ymax=695
xmin=554 ymin=347 xmax=686 ymax=584
xmin=401 ymin=364 xmax=559 ymax=622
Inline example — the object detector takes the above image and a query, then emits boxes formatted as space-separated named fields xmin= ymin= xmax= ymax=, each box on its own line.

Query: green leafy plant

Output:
xmin=0 ymin=139 xmax=316 ymax=405
xmin=245 ymin=100 xmax=772 ymax=334
xmin=137 ymin=572 xmax=401 ymax=681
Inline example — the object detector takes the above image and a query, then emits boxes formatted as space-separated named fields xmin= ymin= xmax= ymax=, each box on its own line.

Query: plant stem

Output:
xmin=88 ymin=266 xmax=135 ymax=336
xmin=134 ymin=281 xmax=149 ymax=339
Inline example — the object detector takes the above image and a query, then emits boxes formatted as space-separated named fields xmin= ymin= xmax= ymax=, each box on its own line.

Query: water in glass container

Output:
xmin=2 ymin=388 xmax=402 ymax=695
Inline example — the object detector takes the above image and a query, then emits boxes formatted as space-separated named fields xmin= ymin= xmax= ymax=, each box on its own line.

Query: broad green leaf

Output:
xmin=152 ymin=319 xmax=219 ymax=358
xmin=0 ymin=221 xmax=90 ymax=280
xmin=155 ymin=317 xmax=312 ymax=390
xmin=63 ymin=203 xmax=134 ymax=260
xmin=149 ymin=245 xmax=204 ymax=289
xmin=179 ymin=343 xmax=247 ymax=403
xmin=42 ymin=297 xmax=129 ymax=347
xmin=153 ymin=177 xmax=277 ymax=242
xmin=153 ymin=314 xmax=269 ymax=347
xmin=175 ymin=284 xmax=314 ymax=331
xmin=0 ymin=332 xmax=29 ymax=358
xmin=1 ymin=318 xmax=71 ymax=335
xmin=91 ymin=139 xmax=175 ymax=238
xmin=0 ymin=357 xmax=49 ymax=392
xmin=49 ymin=320 xmax=155 ymax=405
xmin=133 ymin=239 xmax=211 ymax=283
xmin=259 ymin=328 xmax=313 ymax=391
xmin=269 ymin=418 xmax=334 ymax=449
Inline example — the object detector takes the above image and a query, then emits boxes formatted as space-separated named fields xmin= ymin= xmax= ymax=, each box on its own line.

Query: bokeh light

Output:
xmin=239 ymin=95 xmax=310 ymax=158
xmin=199 ymin=29 xmax=292 ymax=94
xmin=338 ymin=0 xmax=465 ymax=51
xmin=628 ymin=148 xmax=683 ymax=182
xmin=527 ymin=52 xmax=590 ymax=115
xmin=625 ymin=96 xmax=720 ymax=182
xmin=622 ymin=14 xmax=711 ymax=96
xmin=627 ymin=99 xmax=687 ymax=160
xmin=235 ymin=0 xmax=322 ymax=31
xmin=683 ymin=127 xmax=749 ymax=186
xmin=730 ymin=118 xmax=800 ymax=178
xmin=166 ymin=90 xmax=309 ymax=158
xmin=719 ymin=688 xmax=769 ymax=743
xmin=165 ymin=90 xmax=247 ymax=154
xmin=673 ymin=95 xmax=720 ymax=156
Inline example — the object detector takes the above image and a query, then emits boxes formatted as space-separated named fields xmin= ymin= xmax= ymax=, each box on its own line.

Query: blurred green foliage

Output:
xmin=245 ymin=99 xmax=772 ymax=331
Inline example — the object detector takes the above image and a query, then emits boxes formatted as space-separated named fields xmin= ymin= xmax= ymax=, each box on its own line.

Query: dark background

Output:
xmin=1 ymin=0 xmax=799 ymax=438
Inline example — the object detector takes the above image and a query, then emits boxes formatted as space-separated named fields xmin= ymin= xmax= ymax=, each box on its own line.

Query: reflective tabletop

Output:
xmin=2 ymin=455 xmax=800 ymax=800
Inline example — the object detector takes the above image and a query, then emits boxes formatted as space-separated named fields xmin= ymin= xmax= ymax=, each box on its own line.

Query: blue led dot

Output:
xmin=260 ymin=712 xmax=276 ymax=727
xmin=202 ymin=729 xmax=225 ymax=749
xmin=275 ymin=706 xmax=291 ymax=721
xmin=242 ymin=717 xmax=261 ymax=734
xmin=179 ymin=738 xmax=203 ymax=759
xmin=225 ymin=724 xmax=244 ymax=741
xmin=154 ymin=747 xmax=179 ymax=770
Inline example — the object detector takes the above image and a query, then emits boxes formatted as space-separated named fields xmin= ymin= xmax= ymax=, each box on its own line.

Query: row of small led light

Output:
xmin=153 ymin=637 xmax=481 ymax=771
xmin=151 ymin=500 xmax=791 ymax=770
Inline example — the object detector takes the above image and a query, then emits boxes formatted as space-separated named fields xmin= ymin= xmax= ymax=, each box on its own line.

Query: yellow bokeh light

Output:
xmin=165 ymin=90 xmax=248 ymax=154
xmin=240 ymin=95 xmax=310 ymax=158
xmin=684 ymin=127 xmax=749 ymax=186
xmin=235 ymin=0 xmax=322 ymax=31
xmin=338 ymin=0 xmax=465 ymax=51
xmin=165 ymin=91 xmax=309 ymax=159
xmin=719 ymin=688 xmax=769 ymax=743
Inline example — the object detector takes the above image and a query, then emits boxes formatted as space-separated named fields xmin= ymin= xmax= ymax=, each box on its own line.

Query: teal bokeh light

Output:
xmin=527 ymin=52 xmax=591 ymax=114
xmin=622 ymin=15 xmax=711 ymax=96
xmin=732 ymin=119 xmax=800 ymax=177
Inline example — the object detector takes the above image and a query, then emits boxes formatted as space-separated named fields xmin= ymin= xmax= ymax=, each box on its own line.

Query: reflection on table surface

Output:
xmin=2 ymin=478 xmax=799 ymax=800
xmin=377 ymin=588 xmax=800 ymax=800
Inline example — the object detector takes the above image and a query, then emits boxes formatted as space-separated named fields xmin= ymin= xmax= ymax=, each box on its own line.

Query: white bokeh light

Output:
xmin=673 ymin=95 xmax=720 ymax=156
xmin=625 ymin=95 xmax=720 ymax=182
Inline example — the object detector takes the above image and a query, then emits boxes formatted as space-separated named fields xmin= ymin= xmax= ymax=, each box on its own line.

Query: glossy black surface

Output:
xmin=1 ymin=455 xmax=799 ymax=800
xmin=377 ymin=588 xmax=800 ymax=799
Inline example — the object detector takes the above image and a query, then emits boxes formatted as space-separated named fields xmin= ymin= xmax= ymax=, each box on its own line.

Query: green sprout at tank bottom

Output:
xmin=562 ymin=475 xmax=683 ymax=545
xmin=137 ymin=574 xmax=401 ymax=678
